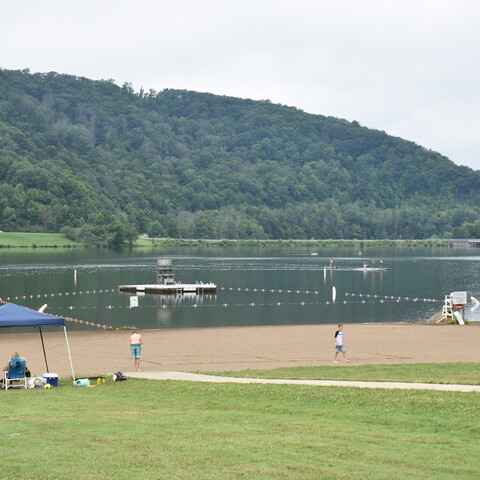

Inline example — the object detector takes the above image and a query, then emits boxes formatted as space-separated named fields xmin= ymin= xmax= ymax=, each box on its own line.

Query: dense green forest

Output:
xmin=1 ymin=68 xmax=479 ymax=246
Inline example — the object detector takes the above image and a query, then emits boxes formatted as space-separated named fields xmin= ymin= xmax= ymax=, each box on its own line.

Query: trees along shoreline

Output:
xmin=0 ymin=232 xmax=453 ymax=249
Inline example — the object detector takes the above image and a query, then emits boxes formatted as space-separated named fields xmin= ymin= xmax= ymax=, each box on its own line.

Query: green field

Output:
xmin=1 ymin=364 xmax=479 ymax=480
xmin=209 ymin=363 xmax=480 ymax=385
xmin=0 ymin=232 xmax=80 ymax=247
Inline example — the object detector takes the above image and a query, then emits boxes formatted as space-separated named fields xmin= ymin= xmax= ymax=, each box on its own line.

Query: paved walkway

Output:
xmin=125 ymin=371 xmax=480 ymax=393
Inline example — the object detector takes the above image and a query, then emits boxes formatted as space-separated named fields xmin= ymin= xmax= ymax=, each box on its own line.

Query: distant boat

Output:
xmin=355 ymin=251 xmax=363 ymax=256
xmin=358 ymin=267 xmax=388 ymax=272
xmin=310 ymin=252 xmax=319 ymax=256
xmin=322 ymin=266 xmax=388 ymax=271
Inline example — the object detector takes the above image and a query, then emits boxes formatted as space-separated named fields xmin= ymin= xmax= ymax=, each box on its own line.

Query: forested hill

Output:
xmin=1 ymin=68 xmax=479 ymax=245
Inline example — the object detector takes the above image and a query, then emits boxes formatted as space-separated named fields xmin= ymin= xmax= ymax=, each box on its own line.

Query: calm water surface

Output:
xmin=1 ymin=246 xmax=480 ymax=331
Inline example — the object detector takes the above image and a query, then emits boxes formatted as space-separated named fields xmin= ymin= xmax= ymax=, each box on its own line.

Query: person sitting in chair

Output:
xmin=3 ymin=352 xmax=31 ymax=377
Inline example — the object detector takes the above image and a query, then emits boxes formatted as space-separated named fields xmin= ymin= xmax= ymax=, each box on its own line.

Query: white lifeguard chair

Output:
xmin=439 ymin=291 xmax=466 ymax=324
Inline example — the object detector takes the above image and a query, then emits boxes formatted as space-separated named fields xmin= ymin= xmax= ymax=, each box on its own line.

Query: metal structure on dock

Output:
xmin=156 ymin=259 xmax=175 ymax=285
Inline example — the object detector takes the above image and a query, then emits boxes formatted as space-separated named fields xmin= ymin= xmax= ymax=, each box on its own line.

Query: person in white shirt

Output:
xmin=333 ymin=324 xmax=348 ymax=364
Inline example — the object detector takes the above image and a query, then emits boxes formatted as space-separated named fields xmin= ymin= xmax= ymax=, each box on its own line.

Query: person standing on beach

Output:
xmin=130 ymin=331 xmax=143 ymax=371
xmin=333 ymin=324 xmax=348 ymax=364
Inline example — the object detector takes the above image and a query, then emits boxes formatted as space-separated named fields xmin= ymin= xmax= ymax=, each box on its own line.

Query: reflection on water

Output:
xmin=1 ymin=246 xmax=480 ymax=331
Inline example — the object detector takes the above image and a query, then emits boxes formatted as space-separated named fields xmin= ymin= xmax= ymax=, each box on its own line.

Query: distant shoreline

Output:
xmin=0 ymin=232 xmax=454 ymax=249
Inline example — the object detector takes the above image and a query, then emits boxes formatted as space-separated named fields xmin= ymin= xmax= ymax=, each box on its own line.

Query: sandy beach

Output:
xmin=0 ymin=323 xmax=479 ymax=377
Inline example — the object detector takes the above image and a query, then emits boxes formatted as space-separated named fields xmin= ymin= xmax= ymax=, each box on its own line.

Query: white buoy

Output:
xmin=332 ymin=286 xmax=336 ymax=302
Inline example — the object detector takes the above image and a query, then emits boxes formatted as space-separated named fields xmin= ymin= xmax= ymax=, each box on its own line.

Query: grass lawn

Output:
xmin=1 ymin=366 xmax=479 ymax=480
xmin=0 ymin=232 xmax=80 ymax=247
xmin=207 ymin=362 xmax=480 ymax=385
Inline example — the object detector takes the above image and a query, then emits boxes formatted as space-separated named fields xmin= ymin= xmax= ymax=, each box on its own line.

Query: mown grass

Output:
xmin=1 ymin=368 xmax=479 ymax=480
xmin=208 ymin=362 xmax=480 ymax=385
xmin=0 ymin=232 xmax=80 ymax=247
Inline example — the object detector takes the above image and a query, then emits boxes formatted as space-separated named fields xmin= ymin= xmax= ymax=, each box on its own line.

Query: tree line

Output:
xmin=0 ymin=68 xmax=479 ymax=246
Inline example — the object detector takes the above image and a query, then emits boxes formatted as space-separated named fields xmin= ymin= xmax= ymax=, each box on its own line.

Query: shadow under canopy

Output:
xmin=0 ymin=302 xmax=75 ymax=382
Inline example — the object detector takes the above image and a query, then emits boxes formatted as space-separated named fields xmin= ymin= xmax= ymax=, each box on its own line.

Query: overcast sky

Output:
xmin=1 ymin=0 xmax=479 ymax=169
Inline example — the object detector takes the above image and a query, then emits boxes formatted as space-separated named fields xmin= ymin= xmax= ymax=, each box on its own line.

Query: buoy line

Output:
xmin=0 ymin=297 xmax=111 ymax=329
xmin=1 ymin=288 xmax=117 ymax=302
xmin=346 ymin=292 xmax=442 ymax=303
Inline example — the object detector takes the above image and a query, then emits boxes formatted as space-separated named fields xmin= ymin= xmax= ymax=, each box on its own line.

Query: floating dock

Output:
xmin=119 ymin=259 xmax=216 ymax=295
xmin=118 ymin=282 xmax=217 ymax=295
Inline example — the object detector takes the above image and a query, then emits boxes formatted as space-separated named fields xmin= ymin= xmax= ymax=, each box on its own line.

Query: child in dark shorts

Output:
xmin=333 ymin=324 xmax=348 ymax=364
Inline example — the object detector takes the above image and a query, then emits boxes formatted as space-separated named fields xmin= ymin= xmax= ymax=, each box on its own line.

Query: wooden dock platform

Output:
xmin=118 ymin=282 xmax=217 ymax=294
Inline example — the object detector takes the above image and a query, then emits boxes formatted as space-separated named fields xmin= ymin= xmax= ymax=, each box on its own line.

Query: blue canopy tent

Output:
xmin=0 ymin=303 xmax=75 ymax=381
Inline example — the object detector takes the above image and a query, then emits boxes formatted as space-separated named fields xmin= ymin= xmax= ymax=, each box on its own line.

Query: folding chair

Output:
xmin=3 ymin=357 xmax=27 ymax=390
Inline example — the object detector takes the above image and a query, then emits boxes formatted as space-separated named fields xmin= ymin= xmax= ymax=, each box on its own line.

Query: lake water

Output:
xmin=1 ymin=246 xmax=480 ymax=331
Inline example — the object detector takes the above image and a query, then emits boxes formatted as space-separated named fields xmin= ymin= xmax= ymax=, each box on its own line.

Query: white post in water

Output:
xmin=332 ymin=286 xmax=336 ymax=302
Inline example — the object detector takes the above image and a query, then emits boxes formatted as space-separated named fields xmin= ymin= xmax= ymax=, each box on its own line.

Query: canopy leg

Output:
xmin=63 ymin=326 xmax=76 ymax=383
xmin=39 ymin=326 xmax=49 ymax=373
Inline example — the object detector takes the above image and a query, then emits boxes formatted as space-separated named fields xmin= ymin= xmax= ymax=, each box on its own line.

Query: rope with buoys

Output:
xmin=219 ymin=287 xmax=321 ymax=294
xmin=345 ymin=293 xmax=441 ymax=303
xmin=221 ymin=287 xmax=443 ymax=302
xmin=2 ymin=286 xmax=443 ymax=303
xmin=63 ymin=317 xmax=109 ymax=329
xmin=1 ymin=293 xmax=436 ymax=330
xmin=1 ymin=288 xmax=117 ymax=302
xmin=4 ymin=285 xmax=325 ymax=302
xmin=0 ymin=297 xmax=111 ymax=329
xmin=59 ymin=298 xmax=422 ymax=312
xmin=1 ymin=287 xmax=441 ymax=329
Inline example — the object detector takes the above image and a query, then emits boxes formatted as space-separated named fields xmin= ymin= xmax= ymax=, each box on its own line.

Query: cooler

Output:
xmin=43 ymin=373 xmax=59 ymax=387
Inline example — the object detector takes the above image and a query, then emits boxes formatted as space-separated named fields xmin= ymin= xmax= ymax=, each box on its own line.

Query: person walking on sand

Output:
xmin=333 ymin=324 xmax=348 ymax=364
xmin=130 ymin=331 xmax=143 ymax=371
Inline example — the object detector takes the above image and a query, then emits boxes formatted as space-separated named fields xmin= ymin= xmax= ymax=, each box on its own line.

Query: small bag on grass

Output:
xmin=113 ymin=371 xmax=127 ymax=381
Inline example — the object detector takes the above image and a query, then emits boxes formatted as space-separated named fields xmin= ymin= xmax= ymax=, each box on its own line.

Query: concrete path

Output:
xmin=125 ymin=371 xmax=480 ymax=393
